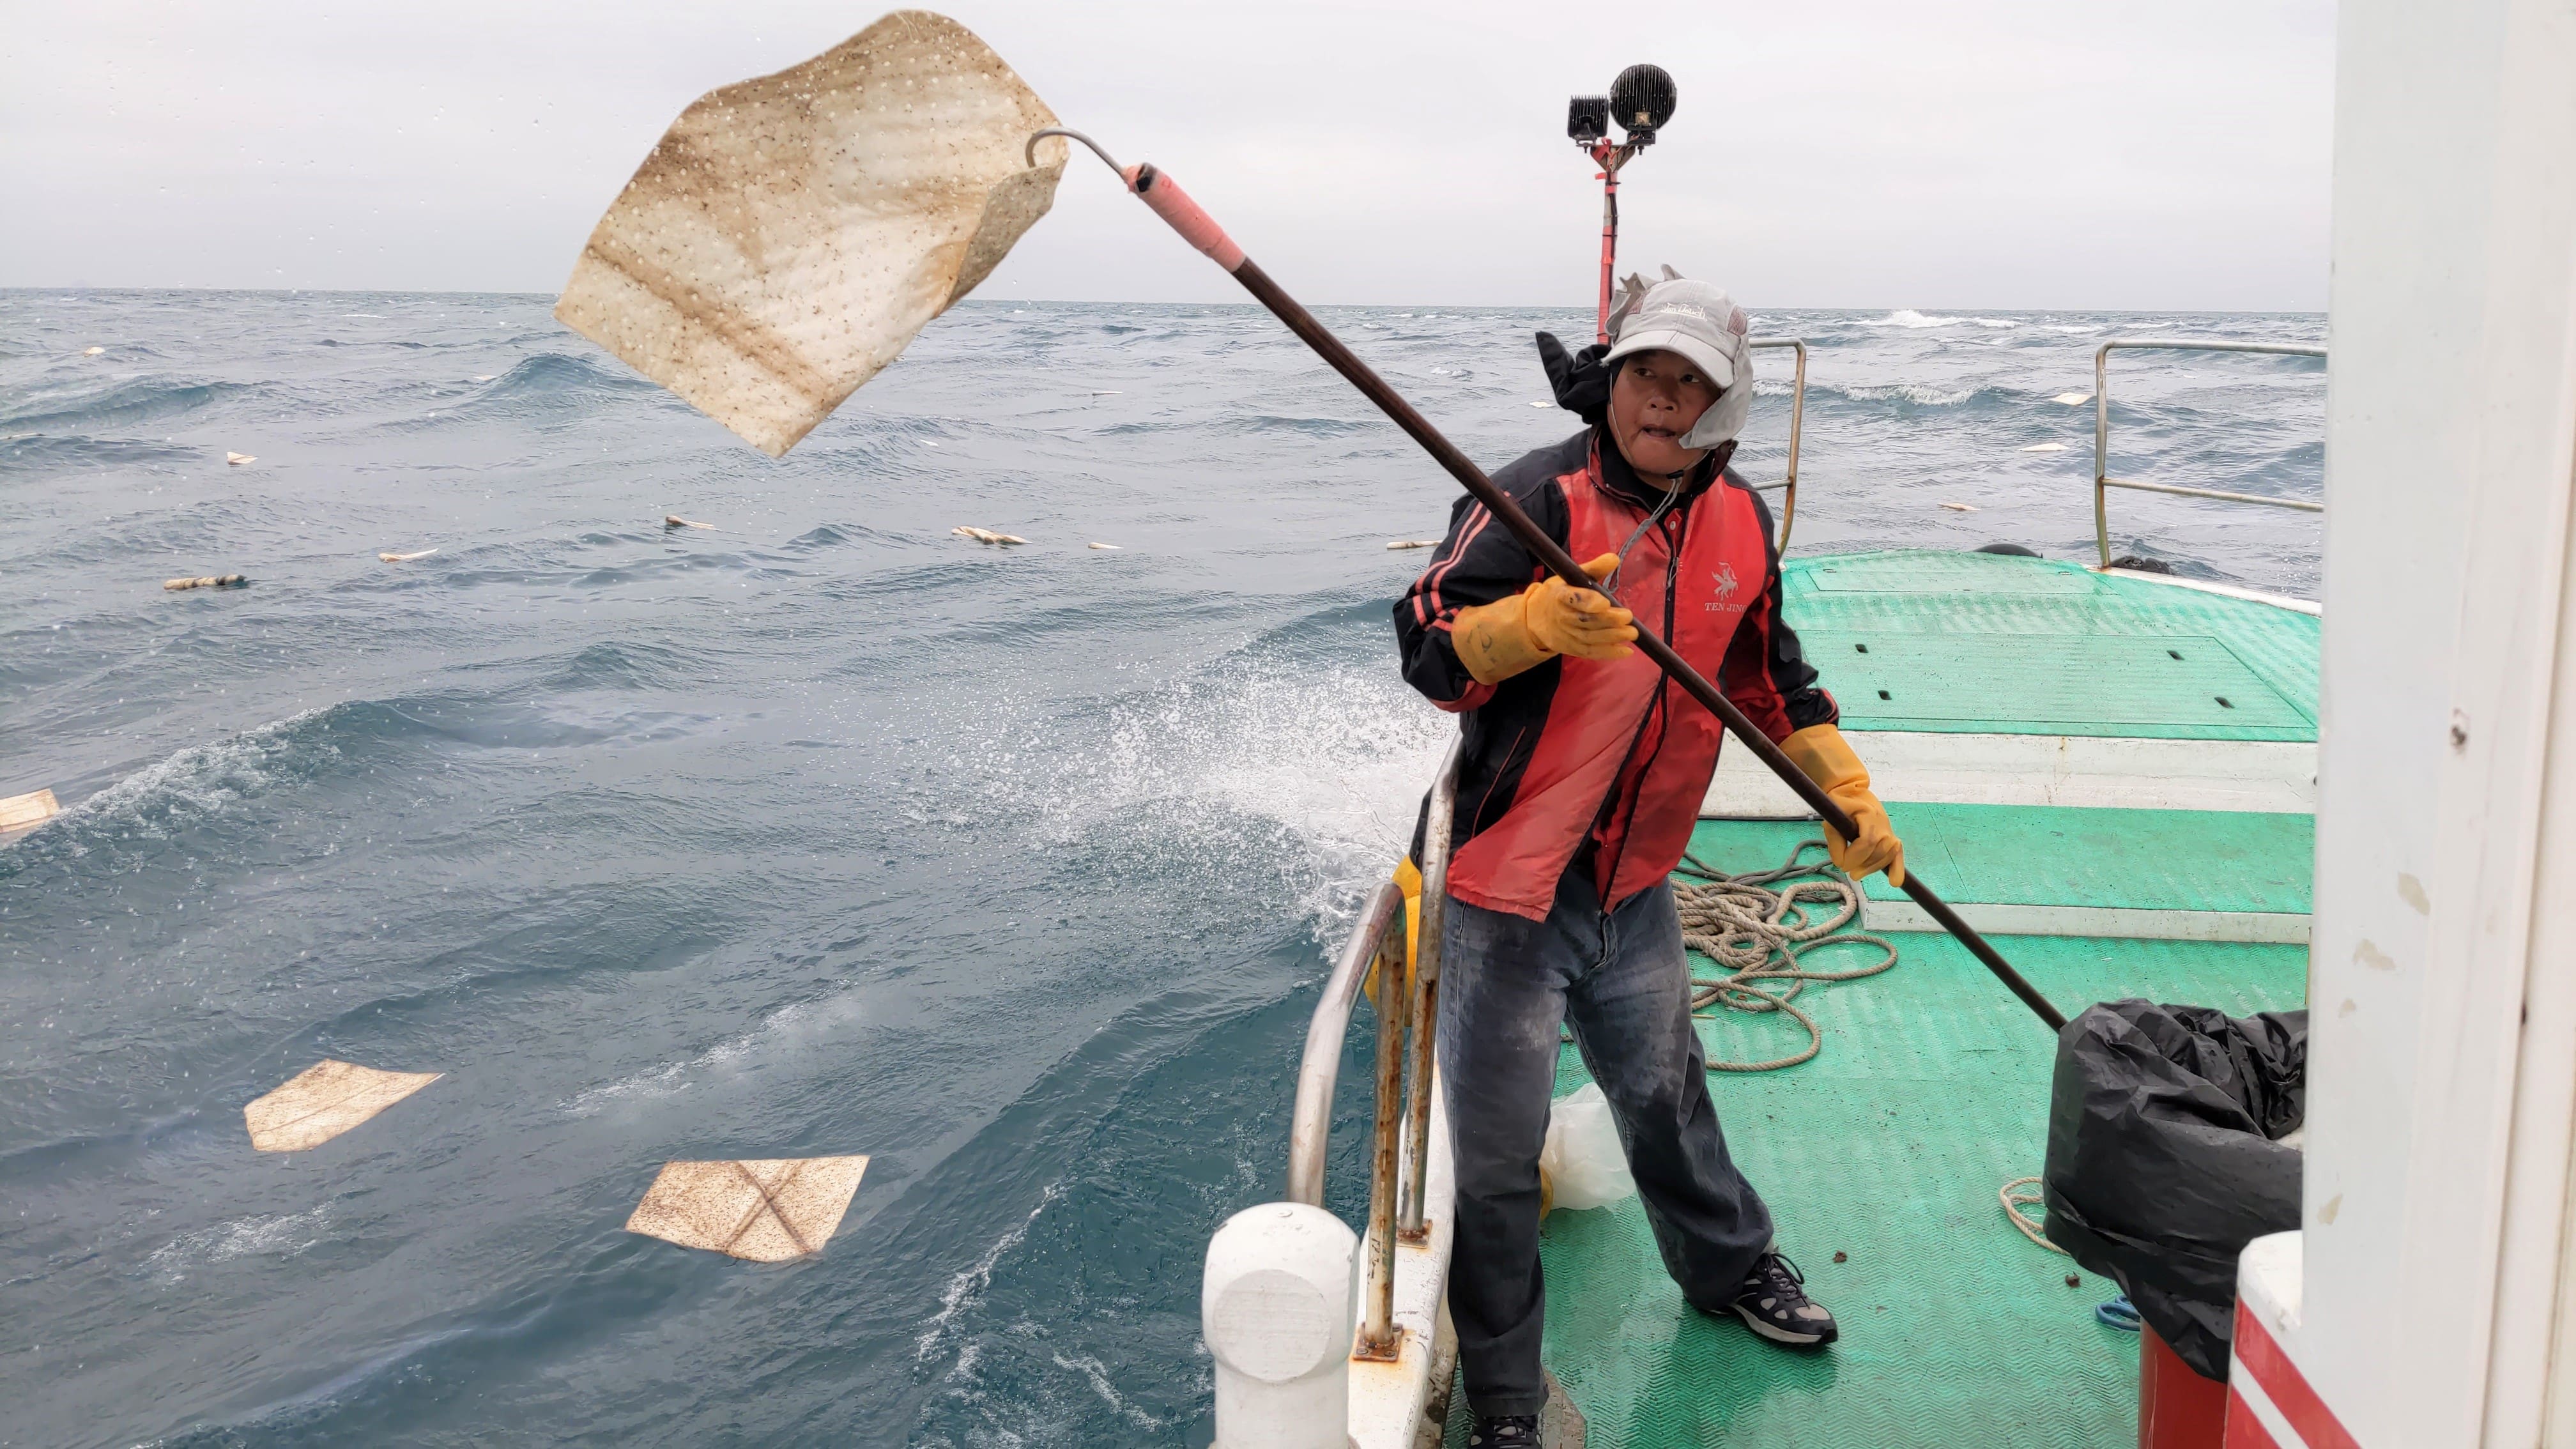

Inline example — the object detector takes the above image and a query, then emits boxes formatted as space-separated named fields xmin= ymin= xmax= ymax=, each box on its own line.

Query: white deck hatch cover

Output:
xmin=1705 ymin=732 xmax=2318 ymax=816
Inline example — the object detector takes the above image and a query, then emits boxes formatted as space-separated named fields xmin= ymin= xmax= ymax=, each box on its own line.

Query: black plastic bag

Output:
xmin=2042 ymin=999 xmax=2306 ymax=1380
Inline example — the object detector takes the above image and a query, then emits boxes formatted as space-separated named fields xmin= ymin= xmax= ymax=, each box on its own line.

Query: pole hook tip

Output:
xmin=1027 ymin=127 xmax=1123 ymax=173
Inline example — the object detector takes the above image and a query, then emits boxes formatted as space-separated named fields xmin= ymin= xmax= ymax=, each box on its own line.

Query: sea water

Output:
xmin=0 ymin=291 xmax=2321 ymax=1446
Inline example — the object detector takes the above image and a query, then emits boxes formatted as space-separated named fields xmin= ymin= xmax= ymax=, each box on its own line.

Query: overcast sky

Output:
xmin=1 ymin=1 xmax=2334 ymax=309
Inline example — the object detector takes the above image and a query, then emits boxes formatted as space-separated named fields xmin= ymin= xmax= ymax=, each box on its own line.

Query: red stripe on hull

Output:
xmin=2231 ymin=1307 xmax=2358 ymax=1449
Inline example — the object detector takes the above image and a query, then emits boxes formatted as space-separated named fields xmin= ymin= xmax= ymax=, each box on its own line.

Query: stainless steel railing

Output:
xmin=2093 ymin=339 xmax=2326 ymax=568
xmin=1747 ymin=338 xmax=1807 ymax=550
xmin=1285 ymin=739 xmax=1460 ymax=1361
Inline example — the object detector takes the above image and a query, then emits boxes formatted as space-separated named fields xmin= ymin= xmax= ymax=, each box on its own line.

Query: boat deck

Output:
xmin=1439 ymin=551 xmax=2317 ymax=1446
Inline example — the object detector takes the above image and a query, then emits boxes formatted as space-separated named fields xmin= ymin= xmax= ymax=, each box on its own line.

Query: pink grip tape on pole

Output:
xmin=1121 ymin=164 xmax=1247 ymax=273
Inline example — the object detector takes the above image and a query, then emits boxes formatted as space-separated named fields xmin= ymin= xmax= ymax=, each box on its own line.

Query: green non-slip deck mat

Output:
xmin=1440 ymin=931 xmax=2308 ymax=1448
xmin=1777 ymin=551 xmax=2319 ymax=741
xmin=1690 ymin=808 xmax=2315 ymax=917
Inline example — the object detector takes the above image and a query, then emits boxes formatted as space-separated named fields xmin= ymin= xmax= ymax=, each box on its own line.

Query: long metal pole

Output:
xmin=1750 ymin=338 xmax=1807 ymax=549
xmin=1397 ymin=742 xmax=1460 ymax=1241
xmin=1285 ymin=879 xmax=1401 ymax=1207
xmin=2095 ymin=346 xmax=2114 ymax=569
xmin=1356 ymin=921 xmax=1410 ymax=1360
xmin=1594 ymin=146 xmax=1620 ymax=345
xmin=2092 ymin=339 xmax=2329 ymax=568
xmin=1063 ymin=139 xmax=2069 ymax=1033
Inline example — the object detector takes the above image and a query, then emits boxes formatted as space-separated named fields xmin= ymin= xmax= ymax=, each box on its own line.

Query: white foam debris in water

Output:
xmin=1087 ymin=542 xmax=1121 ymax=550
xmin=470 ymin=374 xmax=495 ymax=382
xmin=2020 ymin=443 xmax=2068 ymax=452
xmin=1090 ymin=390 xmax=1121 ymax=395
xmin=1940 ymin=501 xmax=1978 ymax=512
xmin=1386 ymin=539 xmax=1439 ymax=550
xmin=954 ymin=526 xmax=1025 ymax=545
xmin=379 ymin=548 xmax=439 ymax=562
xmin=563 ymin=992 xmax=868 ymax=1117
xmin=1026 ymin=656 xmax=1452 ymax=933
xmin=1867 ymin=309 xmax=1963 ymax=328
xmin=1529 ymin=400 xmax=1551 ymax=407
xmin=245 ymin=1059 xmax=443 ymax=1152
xmin=2053 ymin=392 xmax=2093 ymax=406
xmin=226 ymin=451 xmax=255 ymax=465
xmin=141 ymin=1204 xmax=332 ymax=1283
xmin=624 ymin=1155 xmax=868 ymax=1261
xmin=923 ymin=439 xmax=940 ymax=447
xmin=1052 ymin=1353 xmax=1163 ymax=1429
xmin=82 ymin=346 xmax=104 ymax=356
xmin=918 ymin=1182 xmax=1064 ymax=1361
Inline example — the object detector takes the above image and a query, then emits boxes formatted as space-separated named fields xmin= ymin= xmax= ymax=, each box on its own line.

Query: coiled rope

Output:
xmin=1998 ymin=1176 xmax=2069 ymax=1255
xmin=1670 ymin=841 xmax=1900 ymax=1072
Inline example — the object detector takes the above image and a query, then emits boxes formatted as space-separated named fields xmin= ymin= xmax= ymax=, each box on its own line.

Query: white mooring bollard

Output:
xmin=1204 ymin=1200 xmax=1359 ymax=1448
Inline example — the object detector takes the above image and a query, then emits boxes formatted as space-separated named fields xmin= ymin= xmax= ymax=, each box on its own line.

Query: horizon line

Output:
xmin=0 ymin=285 xmax=2327 ymax=316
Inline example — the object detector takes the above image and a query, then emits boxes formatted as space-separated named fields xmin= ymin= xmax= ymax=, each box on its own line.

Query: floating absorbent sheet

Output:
xmin=1 ymin=788 xmax=60 ymax=836
xmin=625 ymin=1156 xmax=870 ymax=1261
xmin=555 ymin=10 xmax=1067 ymax=457
xmin=245 ymin=1059 xmax=443 ymax=1152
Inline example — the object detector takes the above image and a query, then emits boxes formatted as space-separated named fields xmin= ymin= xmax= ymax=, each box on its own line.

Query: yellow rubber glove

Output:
xmin=1781 ymin=723 xmax=1906 ymax=886
xmin=1450 ymin=553 xmax=1638 ymax=686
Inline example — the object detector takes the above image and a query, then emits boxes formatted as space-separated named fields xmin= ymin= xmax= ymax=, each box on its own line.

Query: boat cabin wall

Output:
xmin=2307 ymin=1 xmax=2576 ymax=1443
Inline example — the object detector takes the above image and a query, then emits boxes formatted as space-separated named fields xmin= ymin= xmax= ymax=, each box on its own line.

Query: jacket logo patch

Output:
xmin=1706 ymin=562 xmax=1745 ymax=612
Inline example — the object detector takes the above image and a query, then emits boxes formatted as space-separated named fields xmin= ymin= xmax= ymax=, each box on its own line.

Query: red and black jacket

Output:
xmin=1395 ymin=427 xmax=1836 ymax=921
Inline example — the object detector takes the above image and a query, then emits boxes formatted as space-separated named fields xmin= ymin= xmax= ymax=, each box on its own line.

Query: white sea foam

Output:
xmin=2044 ymin=324 xmax=2105 ymax=335
xmin=1865 ymin=309 xmax=1965 ymax=328
xmin=2021 ymin=442 xmax=2070 ymax=452
xmin=1052 ymin=1354 xmax=1162 ymax=1429
xmin=1036 ymin=659 xmax=1450 ymax=933
xmin=1972 ymin=318 xmax=2020 ymax=328
xmin=562 ymin=990 xmax=868 ymax=1116
xmin=139 ymin=1204 xmax=330 ymax=1283
xmin=919 ymin=1181 xmax=1065 ymax=1363
xmin=1827 ymin=382 xmax=1984 ymax=406
xmin=63 ymin=708 xmax=334 ymax=842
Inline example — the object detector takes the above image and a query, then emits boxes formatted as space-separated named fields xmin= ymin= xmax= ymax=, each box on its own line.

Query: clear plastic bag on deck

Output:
xmin=1539 ymin=1082 xmax=1636 ymax=1211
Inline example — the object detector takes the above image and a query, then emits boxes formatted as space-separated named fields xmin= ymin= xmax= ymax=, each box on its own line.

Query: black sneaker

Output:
xmin=1468 ymin=1413 xmax=1540 ymax=1446
xmin=1731 ymin=1250 xmax=1838 ymax=1346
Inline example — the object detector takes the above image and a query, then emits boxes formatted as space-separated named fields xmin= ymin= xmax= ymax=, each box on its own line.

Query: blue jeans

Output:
xmin=1438 ymin=867 xmax=1775 ymax=1418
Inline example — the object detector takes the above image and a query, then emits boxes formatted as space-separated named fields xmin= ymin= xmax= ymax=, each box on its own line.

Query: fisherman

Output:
xmin=1393 ymin=275 xmax=1905 ymax=1445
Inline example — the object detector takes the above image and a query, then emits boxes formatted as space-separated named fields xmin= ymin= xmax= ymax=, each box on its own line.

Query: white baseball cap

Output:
xmin=1600 ymin=275 xmax=1755 ymax=449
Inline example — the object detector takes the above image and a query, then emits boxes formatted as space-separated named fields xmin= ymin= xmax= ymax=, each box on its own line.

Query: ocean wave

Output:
xmin=0 ymin=433 xmax=194 ymax=473
xmin=1810 ymin=380 xmax=1999 ymax=407
xmin=0 ymin=375 xmax=251 ymax=431
xmin=1052 ymin=1354 xmax=1164 ymax=1430
xmin=919 ymin=1181 xmax=1066 ymax=1363
xmin=1863 ymin=309 xmax=1966 ymax=328
xmin=559 ymin=988 xmax=869 ymax=1117
xmin=1232 ymin=413 xmax=1377 ymax=436
xmin=473 ymin=352 xmax=660 ymax=398
xmin=1019 ymin=646 xmax=1449 ymax=934
xmin=39 ymin=708 xmax=339 ymax=847
xmin=137 ymin=1204 xmax=332 ymax=1284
